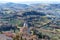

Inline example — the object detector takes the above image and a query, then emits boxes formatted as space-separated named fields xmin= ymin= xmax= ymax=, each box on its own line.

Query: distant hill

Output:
xmin=0 ymin=2 xmax=29 ymax=8
xmin=0 ymin=3 xmax=60 ymax=17
xmin=0 ymin=3 xmax=60 ymax=27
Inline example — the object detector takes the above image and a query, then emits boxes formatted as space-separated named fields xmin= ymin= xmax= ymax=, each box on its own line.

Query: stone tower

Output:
xmin=23 ymin=22 xmax=28 ymax=27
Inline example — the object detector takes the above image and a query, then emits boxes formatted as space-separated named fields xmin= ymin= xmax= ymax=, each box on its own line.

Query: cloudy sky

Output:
xmin=0 ymin=0 xmax=60 ymax=4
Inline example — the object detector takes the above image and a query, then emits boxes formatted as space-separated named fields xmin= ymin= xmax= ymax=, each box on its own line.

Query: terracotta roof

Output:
xmin=0 ymin=34 xmax=12 ymax=40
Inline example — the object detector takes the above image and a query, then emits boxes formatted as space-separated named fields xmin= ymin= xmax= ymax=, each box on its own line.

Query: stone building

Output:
xmin=19 ymin=22 xmax=38 ymax=40
xmin=0 ymin=34 xmax=13 ymax=40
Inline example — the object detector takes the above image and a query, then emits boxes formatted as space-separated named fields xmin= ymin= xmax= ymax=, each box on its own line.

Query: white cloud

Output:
xmin=0 ymin=0 xmax=60 ymax=4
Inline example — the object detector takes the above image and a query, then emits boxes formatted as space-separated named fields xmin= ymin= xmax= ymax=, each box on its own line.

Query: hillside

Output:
xmin=0 ymin=3 xmax=60 ymax=40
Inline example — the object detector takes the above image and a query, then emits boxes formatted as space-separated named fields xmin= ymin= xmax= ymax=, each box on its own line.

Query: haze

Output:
xmin=0 ymin=0 xmax=60 ymax=4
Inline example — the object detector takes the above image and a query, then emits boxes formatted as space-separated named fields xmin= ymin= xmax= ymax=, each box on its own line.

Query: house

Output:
xmin=0 ymin=34 xmax=13 ymax=40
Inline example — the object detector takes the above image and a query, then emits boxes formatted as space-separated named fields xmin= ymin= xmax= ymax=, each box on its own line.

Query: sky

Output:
xmin=0 ymin=0 xmax=60 ymax=4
